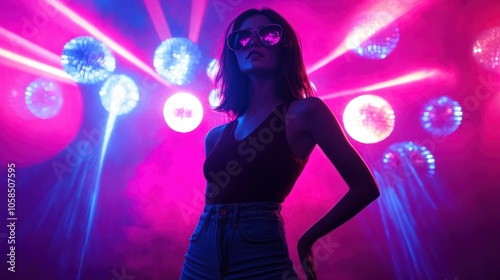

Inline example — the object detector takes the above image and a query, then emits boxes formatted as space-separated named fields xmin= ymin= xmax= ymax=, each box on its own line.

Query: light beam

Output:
xmin=0 ymin=26 xmax=60 ymax=65
xmin=0 ymin=47 xmax=73 ymax=84
xmin=46 ymin=0 xmax=171 ymax=87
xmin=321 ymin=69 xmax=442 ymax=100
xmin=143 ymin=0 xmax=172 ymax=41
xmin=188 ymin=0 xmax=208 ymax=43
xmin=307 ymin=0 xmax=423 ymax=74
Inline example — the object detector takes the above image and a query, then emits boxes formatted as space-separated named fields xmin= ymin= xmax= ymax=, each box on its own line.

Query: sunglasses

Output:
xmin=227 ymin=24 xmax=283 ymax=51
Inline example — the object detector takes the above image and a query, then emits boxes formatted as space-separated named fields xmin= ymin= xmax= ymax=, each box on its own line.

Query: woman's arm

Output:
xmin=296 ymin=97 xmax=380 ymax=279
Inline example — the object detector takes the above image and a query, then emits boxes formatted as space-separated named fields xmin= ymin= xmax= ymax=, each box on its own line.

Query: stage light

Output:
xmin=99 ymin=75 xmax=139 ymax=115
xmin=61 ymin=36 xmax=116 ymax=84
xmin=208 ymin=89 xmax=221 ymax=109
xmin=163 ymin=92 xmax=203 ymax=133
xmin=343 ymin=94 xmax=395 ymax=144
xmin=207 ymin=58 xmax=219 ymax=81
xmin=383 ymin=141 xmax=436 ymax=175
xmin=346 ymin=12 xmax=400 ymax=59
xmin=153 ymin=37 xmax=202 ymax=85
xmin=473 ymin=26 xmax=500 ymax=71
xmin=421 ymin=96 xmax=462 ymax=137
xmin=25 ymin=78 xmax=63 ymax=119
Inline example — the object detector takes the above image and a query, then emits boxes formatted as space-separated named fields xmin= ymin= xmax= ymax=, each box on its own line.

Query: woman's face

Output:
xmin=234 ymin=15 xmax=282 ymax=75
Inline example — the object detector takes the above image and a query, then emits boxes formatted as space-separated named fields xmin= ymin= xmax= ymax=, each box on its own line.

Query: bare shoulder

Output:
xmin=288 ymin=96 xmax=344 ymax=146
xmin=205 ymin=122 xmax=229 ymax=156
xmin=288 ymin=97 xmax=333 ymax=121
xmin=283 ymin=97 xmax=335 ymax=159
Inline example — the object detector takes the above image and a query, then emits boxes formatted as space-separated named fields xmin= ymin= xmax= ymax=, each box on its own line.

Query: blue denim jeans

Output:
xmin=180 ymin=202 xmax=298 ymax=280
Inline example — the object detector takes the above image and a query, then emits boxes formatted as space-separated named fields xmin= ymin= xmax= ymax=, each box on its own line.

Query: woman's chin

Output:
xmin=241 ymin=66 xmax=277 ymax=75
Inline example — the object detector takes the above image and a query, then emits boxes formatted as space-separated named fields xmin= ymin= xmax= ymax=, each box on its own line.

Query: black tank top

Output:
xmin=203 ymin=102 xmax=308 ymax=204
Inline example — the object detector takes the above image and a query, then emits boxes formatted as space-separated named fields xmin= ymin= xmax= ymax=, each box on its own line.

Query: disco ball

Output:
xmin=208 ymin=88 xmax=221 ymax=109
xmin=206 ymin=58 xmax=219 ymax=81
xmin=25 ymin=78 xmax=63 ymax=119
xmin=99 ymin=75 xmax=139 ymax=115
xmin=383 ymin=142 xmax=436 ymax=175
xmin=163 ymin=92 xmax=203 ymax=133
xmin=473 ymin=26 xmax=500 ymax=71
xmin=154 ymin=37 xmax=202 ymax=85
xmin=346 ymin=12 xmax=400 ymax=59
xmin=61 ymin=36 xmax=116 ymax=84
xmin=421 ymin=96 xmax=462 ymax=137
xmin=343 ymin=94 xmax=395 ymax=144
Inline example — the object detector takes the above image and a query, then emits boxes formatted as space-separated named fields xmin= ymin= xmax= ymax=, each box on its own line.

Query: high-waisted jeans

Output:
xmin=180 ymin=202 xmax=298 ymax=280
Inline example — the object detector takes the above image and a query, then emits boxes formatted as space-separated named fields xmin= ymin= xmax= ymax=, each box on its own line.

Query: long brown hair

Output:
xmin=214 ymin=8 xmax=315 ymax=117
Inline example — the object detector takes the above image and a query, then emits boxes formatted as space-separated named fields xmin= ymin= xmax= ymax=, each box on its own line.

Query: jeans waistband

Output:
xmin=201 ymin=202 xmax=282 ymax=227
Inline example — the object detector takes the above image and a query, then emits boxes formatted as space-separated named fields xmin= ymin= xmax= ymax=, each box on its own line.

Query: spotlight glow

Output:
xmin=421 ymin=96 xmax=462 ymax=137
xmin=154 ymin=37 xmax=202 ymax=85
xmin=99 ymin=75 xmax=139 ymax=115
xmin=473 ymin=26 xmax=500 ymax=71
xmin=25 ymin=78 xmax=64 ymax=119
xmin=46 ymin=0 xmax=171 ymax=87
xmin=343 ymin=94 xmax=395 ymax=144
xmin=383 ymin=141 xmax=436 ymax=175
xmin=0 ymin=47 xmax=72 ymax=83
xmin=307 ymin=0 xmax=422 ymax=74
xmin=346 ymin=12 xmax=400 ymax=59
xmin=163 ymin=92 xmax=203 ymax=133
xmin=188 ymin=0 xmax=208 ymax=43
xmin=321 ymin=69 xmax=442 ymax=100
xmin=0 ymin=26 xmax=60 ymax=65
xmin=208 ymin=89 xmax=221 ymax=109
xmin=61 ymin=36 xmax=116 ymax=84
xmin=143 ymin=0 xmax=172 ymax=40
xmin=206 ymin=59 xmax=219 ymax=81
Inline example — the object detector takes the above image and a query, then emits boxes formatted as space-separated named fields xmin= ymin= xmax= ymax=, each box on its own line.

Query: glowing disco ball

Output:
xmin=473 ymin=26 xmax=500 ymax=71
xmin=383 ymin=142 xmax=436 ymax=175
xmin=208 ymin=89 xmax=221 ymax=109
xmin=343 ymin=94 xmax=395 ymax=144
xmin=25 ymin=78 xmax=63 ymax=119
xmin=99 ymin=75 xmax=139 ymax=115
xmin=163 ymin=92 xmax=203 ymax=133
xmin=207 ymin=58 xmax=219 ymax=81
xmin=421 ymin=96 xmax=462 ymax=137
xmin=61 ymin=36 xmax=116 ymax=84
xmin=346 ymin=12 xmax=400 ymax=59
xmin=154 ymin=37 xmax=202 ymax=85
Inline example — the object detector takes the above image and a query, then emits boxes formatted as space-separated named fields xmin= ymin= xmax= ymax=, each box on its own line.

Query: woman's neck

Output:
xmin=244 ymin=75 xmax=284 ymax=117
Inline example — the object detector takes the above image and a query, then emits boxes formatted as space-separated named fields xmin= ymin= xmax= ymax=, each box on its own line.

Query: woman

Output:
xmin=180 ymin=8 xmax=380 ymax=280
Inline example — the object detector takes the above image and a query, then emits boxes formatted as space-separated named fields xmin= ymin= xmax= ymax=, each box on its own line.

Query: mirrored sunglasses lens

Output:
xmin=229 ymin=31 xmax=251 ymax=50
xmin=259 ymin=26 xmax=282 ymax=46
